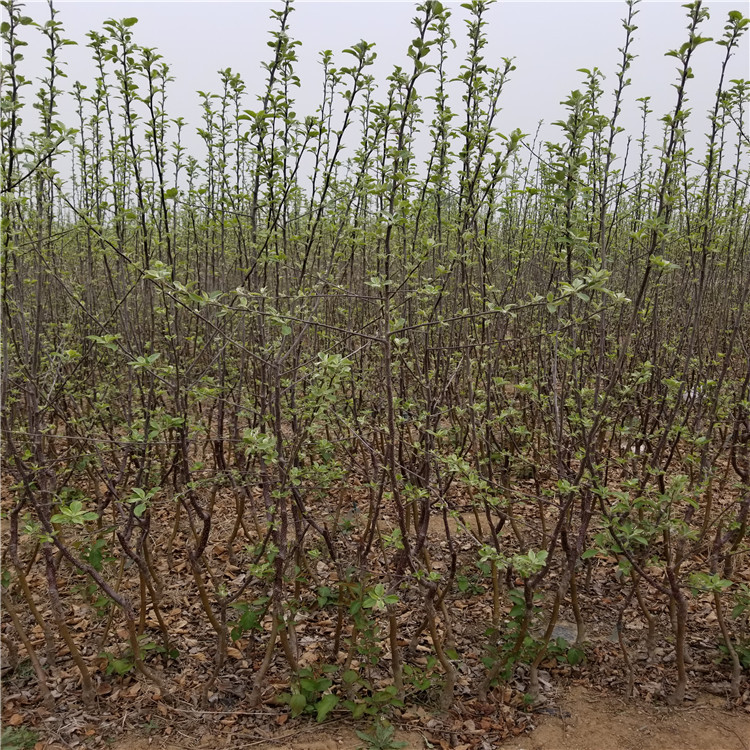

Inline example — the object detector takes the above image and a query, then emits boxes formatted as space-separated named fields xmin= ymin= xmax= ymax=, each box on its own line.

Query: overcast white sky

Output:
xmin=12 ymin=1 xmax=750 ymax=172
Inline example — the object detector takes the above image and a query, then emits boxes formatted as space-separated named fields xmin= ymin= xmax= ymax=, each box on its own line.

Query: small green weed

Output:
xmin=355 ymin=718 xmax=408 ymax=750
xmin=279 ymin=665 xmax=340 ymax=722
xmin=1 ymin=726 xmax=39 ymax=750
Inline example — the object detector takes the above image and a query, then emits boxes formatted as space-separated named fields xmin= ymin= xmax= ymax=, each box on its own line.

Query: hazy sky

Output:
xmin=13 ymin=1 xmax=750 ymax=170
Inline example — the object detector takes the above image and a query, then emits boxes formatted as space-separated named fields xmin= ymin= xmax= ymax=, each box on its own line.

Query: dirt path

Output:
xmin=95 ymin=686 xmax=749 ymax=750
xmin=498 ymin=687 xmax=750 ymax=750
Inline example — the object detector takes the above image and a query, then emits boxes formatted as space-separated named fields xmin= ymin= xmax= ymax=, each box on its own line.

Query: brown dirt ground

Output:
xmin=63 ymin=686 xmax=749 ymax=750
xmin=499 ymin=686 xmax=750 ymax=750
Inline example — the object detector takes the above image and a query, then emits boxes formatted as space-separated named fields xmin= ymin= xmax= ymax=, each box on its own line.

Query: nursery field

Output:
xmin=2 ymin=0 xmax=750 ymax=747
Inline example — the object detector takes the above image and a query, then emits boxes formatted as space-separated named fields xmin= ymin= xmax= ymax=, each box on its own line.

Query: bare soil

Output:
xmin=499 ymin=686 xmax=750 ymax=750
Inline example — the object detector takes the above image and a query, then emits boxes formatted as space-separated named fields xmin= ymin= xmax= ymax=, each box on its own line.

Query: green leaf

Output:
xmin=315 ymin=693 xmax=339 ymax=722
xmin=107 ymin=657 xmax=134 ymax=675
xmin=349 ymin=701 xmax=367 ymax=719
xmin=300 ymin=678 xmax=318 ymax=693
xmin=289 ymin=692 xmax=307 ymax=717
xmin=567 ymin=647 xmax=585 ymax=665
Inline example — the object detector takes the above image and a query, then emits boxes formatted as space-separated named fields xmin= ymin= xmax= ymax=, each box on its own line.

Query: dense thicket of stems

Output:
xmin=2 ymin=0 xmax=749 ymax=714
